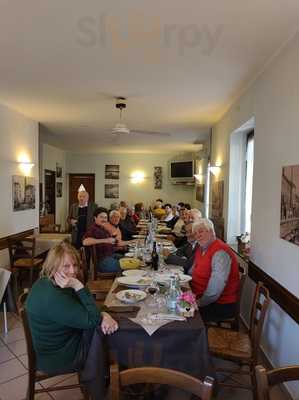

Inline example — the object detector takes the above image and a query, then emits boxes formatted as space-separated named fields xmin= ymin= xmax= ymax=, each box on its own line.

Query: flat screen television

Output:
xmin=170 ymin=160 xmax=195 ymax=182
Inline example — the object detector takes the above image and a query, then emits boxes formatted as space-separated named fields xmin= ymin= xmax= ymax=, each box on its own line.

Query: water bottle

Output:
xmin=166 ymin=276 xmax=180 ymax=312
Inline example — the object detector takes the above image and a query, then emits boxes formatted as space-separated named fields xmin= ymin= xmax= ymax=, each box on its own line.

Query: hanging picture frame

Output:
xmin=154 ymin=166 xmax=162 ymax=189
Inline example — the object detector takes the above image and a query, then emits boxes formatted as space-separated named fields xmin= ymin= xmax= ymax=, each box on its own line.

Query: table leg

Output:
xmin=3 ymin=301 xmax=8 ymax=334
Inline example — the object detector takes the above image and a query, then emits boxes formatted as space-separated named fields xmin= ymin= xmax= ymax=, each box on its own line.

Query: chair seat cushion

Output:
xmin=87 ymin=279 xmax=113 ymax=293
xmin=14 ymin=258 xmax=43 ymax=267
xmin=208 ymin=327 xmax=252 ymax=361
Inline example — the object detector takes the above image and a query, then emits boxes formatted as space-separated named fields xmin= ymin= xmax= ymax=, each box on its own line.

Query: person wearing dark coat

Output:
xmin=68 ymin=188 xmax=97 ymax=249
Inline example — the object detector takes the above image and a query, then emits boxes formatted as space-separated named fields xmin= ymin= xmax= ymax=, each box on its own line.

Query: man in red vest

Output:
xmin=191 ymin=218 xmax=240 ymax=322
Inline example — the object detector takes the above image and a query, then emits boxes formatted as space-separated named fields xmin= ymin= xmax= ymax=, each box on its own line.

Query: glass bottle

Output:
xmin=151 ymin=241 xmax=159 ymax=271
xmin=166 ymin=276 xmax=180 ymax=312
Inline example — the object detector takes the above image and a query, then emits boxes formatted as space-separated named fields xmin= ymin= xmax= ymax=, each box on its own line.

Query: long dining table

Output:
xmin=104 ymin=272 xmax=215 ymax=380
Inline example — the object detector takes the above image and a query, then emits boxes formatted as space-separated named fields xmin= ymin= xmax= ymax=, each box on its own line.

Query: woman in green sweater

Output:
xmin=26 ymin=241 xmax=118 ymax=400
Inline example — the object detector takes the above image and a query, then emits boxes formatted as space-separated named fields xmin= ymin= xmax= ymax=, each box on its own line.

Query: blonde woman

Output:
xmin=26 ymin=241 xmax=118 ymax=400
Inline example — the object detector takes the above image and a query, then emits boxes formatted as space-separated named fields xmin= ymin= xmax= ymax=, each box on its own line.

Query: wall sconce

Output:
xmin=18 ymin=162 xmax=35 ymax=175
xmin=131 ymin=171 xmax=145 ymax=184
xmin=194 ymin=174 xmax=203 ymax=182
xmin=209 ymin=165 xmax=221 ymax=176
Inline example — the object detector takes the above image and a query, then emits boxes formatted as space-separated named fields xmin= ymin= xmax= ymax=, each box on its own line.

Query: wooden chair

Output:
xmin=18 ymin=292 xmax=88 ymax=400
xmin=40 ymin=224 xmax=61 ymax=233
xmin=80 ymin=246 xmax=115 ymax=300
xmin=208 ymin=264 xmax=247 ymax=331
xmin=8 ymin=237 xmax=44 ymax=296
xmin=255 ymin=364 xmax=299 ymax=400
xmin=110 ymin=363 xmax=214 ymax=400
xmin=208 ymin=282 xmax=270 ymax=398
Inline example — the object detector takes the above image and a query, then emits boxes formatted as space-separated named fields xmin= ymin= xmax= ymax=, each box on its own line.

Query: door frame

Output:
xmin=68 ymin=173 xmax=95 ymax=209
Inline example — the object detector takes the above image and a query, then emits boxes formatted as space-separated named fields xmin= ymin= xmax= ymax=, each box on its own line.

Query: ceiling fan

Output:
xmin=111 ymin=97 xmax=171 ymax=137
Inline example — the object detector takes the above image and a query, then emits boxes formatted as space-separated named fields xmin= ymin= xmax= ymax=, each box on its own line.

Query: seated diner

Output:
xmin=25 ymin=241 xmax=118 ymax=400
xmin=83 ymin=207 xmax=122 ymax=272
xmin=191 ymin=218 xmax=240 ymax=322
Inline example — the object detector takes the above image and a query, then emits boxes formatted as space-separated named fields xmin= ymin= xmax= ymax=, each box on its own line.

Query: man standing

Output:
xmin=68 ymin=185 xmax=98 ymax=249
xmin=191 ymin=218 xmax=240 ymax=322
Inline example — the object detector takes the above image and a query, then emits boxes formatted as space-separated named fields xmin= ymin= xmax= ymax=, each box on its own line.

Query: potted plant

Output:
xmin=177 ymin=291 xmax=197 ymax=317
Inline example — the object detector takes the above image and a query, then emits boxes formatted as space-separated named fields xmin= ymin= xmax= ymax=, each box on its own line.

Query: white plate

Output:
xmin=116 ymin=289 xmax=147 ymax=304
xmin=132 ymin=234 xmax=146 ymax=239
xmin=117 ymin=276 xmax=153 ymax=288
xmin=124 ymin=252 xmax=135 ymax=257
xmin=155 ymin=273 xmax=192 ymax=284
xmin=122 ymin=269 xmax=147 ymax=277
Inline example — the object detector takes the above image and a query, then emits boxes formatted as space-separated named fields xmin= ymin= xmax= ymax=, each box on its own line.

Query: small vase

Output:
xmin=177 ymin=304 xmax=195 ymax=317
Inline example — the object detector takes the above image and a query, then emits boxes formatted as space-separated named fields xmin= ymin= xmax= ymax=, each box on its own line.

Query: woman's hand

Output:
xmin=54 ymin=272 xmax=83 ymax=292
xmin=101 ymin=312 xmax=118 ymax=335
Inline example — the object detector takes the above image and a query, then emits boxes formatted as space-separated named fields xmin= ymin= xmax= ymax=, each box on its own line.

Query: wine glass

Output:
xmin=146 ymin=279 xmax=159 ymax=307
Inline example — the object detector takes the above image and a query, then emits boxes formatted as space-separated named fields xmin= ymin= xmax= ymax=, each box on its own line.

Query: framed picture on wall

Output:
xmin=154 ymin=166 xmax=162 ymax=189
xmin=105 ymin=184 xmax=119 ymax=199
xmin=280 ymin=164 xmax=299 ymax=246
xmin=196 ymin=184 xmax=205 ymax=202
xmin=56 ymin=163 xmax=62 ymax=178
xmin=12 ymin=175 xmax=36 ymax=211
xmin=56 ymin=182 xmax=63 ymax=198
xmin=211 ymin=180 xmax=224 ymax=218
xmin=105 ymin=165 xmax=119 ymax=179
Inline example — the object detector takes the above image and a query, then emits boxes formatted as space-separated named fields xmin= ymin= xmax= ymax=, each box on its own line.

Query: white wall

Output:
xmin=0 ymin=103 xmax=39 ymax=267
xmin=66 ymin=153 xmax=195 ymax=208
xmin=212 ymin=32 xmax=299 ymax=397
xmin=41 ymin=143 xmax=67 ymax=228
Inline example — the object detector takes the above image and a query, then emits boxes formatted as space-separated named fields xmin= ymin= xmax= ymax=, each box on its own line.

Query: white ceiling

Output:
xmin=0 ymin=0 xmax=298 ymax=153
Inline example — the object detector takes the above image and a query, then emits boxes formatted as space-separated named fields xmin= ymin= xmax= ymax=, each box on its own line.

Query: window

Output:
xmin=227 ymin=118 xmax=255 ymax=243
xmin=244 ymin=131 xmax=254 ymax=234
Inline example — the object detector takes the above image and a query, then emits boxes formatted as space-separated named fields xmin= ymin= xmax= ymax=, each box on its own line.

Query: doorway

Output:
xmin=69 ymin=174 xmax=95 ymax=209
xmin=44 ymin=169 xmax=56 ymax=221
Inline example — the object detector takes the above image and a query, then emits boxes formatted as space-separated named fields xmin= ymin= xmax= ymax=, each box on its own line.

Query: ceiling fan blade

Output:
xmin=130 ymin=130 xmax=171 ymax=137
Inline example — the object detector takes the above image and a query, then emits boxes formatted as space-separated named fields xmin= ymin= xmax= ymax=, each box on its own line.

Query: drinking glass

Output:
xmin=146 ymin=279 xmax=159 ymax=307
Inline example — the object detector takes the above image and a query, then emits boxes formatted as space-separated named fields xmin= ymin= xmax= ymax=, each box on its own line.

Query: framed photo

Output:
xmin=56 ymin=182 xmax=63 ymax=198
xmin=56 ymin=163 xmax=62 ymax=178
xmin=211 ymin=180 xmax=224 ymax=218
xmin=12 ymin=175 xmax=36 ymax=211
xmin=196 ymin=184 xmax=205 ymax=202
xmin=154 ymin=166 xmax=162 ymax=189
xmin=105 ymin=164 xmax=119 ymax=180
xmin=280 ymin=165 xmax=299 ymax=246
xmin=105 ymin=184 xmax=119 ymax=199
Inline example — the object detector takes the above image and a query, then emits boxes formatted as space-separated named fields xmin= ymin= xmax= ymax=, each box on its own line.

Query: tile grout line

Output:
xmin=0 ymin=372 xmax=28 ymax=386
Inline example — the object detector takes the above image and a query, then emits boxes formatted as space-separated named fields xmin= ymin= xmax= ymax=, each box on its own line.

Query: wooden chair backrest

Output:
xmin=40 ymin=224 xmax=61 ymax=233
xmin=18 ymin=291 xmax=37 ymax=373
xmin=249 ymin=282 xmax=270 ymax=361
xmin=79 ymin=247 xmax=89 ymax=285
xmin=256 ymin=365 xmax=299 ymax=400
xmin=8 ymin=237 xmax=36 ymax=267
xmin=91 ymin=245 xmax=118 ymax=281
xmin=237 ymin=264 xmax=247 ymax=318
xmin=110 ymin=364 xmax=214 ymax=400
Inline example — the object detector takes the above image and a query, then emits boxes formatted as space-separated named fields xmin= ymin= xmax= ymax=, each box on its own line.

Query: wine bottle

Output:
xmin=151 ymin=241 xmax=159 ymax=271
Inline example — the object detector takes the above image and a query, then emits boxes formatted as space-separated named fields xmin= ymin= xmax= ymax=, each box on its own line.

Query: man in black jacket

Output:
xmin=68 ymin=187 xmax=97 ymax=249
xmin=165 ymin=223 xmax=198 ymax=275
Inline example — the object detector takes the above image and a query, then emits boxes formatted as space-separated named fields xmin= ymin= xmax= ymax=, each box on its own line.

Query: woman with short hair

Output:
xmin=26 ymin=241 xmax=118 ymax=400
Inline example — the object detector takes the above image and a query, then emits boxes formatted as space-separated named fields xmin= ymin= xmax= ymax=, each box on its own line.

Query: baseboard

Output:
xmin=240 ymin=315 xmax=294 ymax=400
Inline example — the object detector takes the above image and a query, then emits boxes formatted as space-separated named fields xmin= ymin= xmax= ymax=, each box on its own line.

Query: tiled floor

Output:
xmin=0 ymin=312 xmax=290 ymax=400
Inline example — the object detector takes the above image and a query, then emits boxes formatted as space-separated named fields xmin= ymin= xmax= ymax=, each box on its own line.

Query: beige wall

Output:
xmin=212 ymin=32 xmax=299 ymax=397
xmin=66 ymin=152 xmax=195 ymax=209
xmin=0 ymin=103 xmax=39 ymax=267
